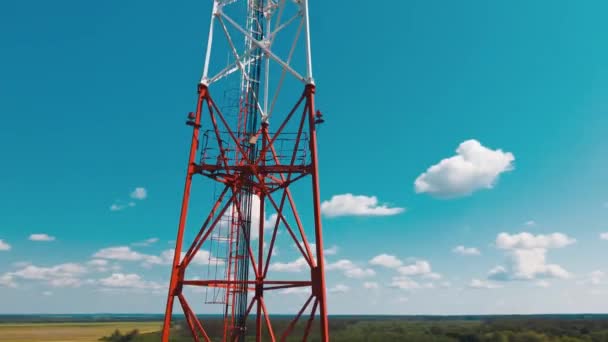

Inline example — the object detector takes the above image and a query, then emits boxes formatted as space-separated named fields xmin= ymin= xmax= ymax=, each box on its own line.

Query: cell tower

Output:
xmin=161 ymin=0 xmax=329 ymax=340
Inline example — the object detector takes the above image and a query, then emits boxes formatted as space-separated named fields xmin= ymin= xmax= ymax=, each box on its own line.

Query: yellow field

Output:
xmin=0 ymin=321 xmax=162 ymax=342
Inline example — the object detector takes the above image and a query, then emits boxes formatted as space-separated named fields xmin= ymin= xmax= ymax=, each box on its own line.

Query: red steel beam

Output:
xmin=162 ymin=85 xmax=206 ymax=341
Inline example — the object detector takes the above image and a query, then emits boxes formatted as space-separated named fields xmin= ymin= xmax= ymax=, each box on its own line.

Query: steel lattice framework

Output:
xmin=162 ymin=0 xmax=329 ymax=341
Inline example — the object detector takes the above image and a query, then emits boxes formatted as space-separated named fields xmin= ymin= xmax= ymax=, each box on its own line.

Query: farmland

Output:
xmin=0 ymin=321 xmax=161 ymax=342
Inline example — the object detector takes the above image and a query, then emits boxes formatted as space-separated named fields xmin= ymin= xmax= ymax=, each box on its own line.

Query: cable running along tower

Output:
xmin=162 ymin=0 xmax=329 ymax=340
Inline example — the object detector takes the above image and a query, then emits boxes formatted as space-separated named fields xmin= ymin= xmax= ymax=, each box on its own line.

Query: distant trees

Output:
xmin=99 ymin=329 xmax=139 ymax=342
xmin=100 ymin=318 xmax=608 ymax=341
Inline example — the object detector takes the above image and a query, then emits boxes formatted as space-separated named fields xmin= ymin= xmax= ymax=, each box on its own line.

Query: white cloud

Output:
xmin=111 ymin=188 xmax=146 ymax=211
xmin=280 ymin=287 xmax=310 ymax=295
xmin=98 ymin=273 xmax=162 ymax=290
xmin=42 ymin=291 xmax=53 ymax=296
xmin=263 ymin=213 xmax=279 ymax=232
xmin=578 ymin=270 xmax=605 ymax=286
xmin=324 ymin=245 xmax=339 ymax=255
xmin=94 ymin=246 xmax=152 ymax=262
xmin=3 ymin=263 xmax=87 ymax=288
xmin=93 ymin=246 xmax=219 ymax=267
xmin=28 ymin=234 xmax=56 ymax=242
xmin=452 ymin=245 xmax=481 ymax=256
xmin=369 ymin=255 xmax=440 ymax=283
xmin=326 ymin=259 xmax=375 ymax=278
xmin=269 ymin=257 xmax=309 ymax=273
xmin=294 ymin=241 xmax=339 ymax=257
xmin=110 ymin=202 xmax=134 ymax=211
xmin=0 ymin=239 xmax=10 ymax=251
xmin=321 ymin=194 xmax=404 ymax=217
xmin=369 ymin=254 xmax=402 ymax=268
xmin=414 ymin=139 xmax=514 ymax=198
xmin=496 ymin=232 xmax=575 ymax=249
xmin=489 ymin=232 xmax=574 ymax=281
xmin=469 ymin=278 xmax=502 ymax=289
xmin=132 ymin=238 xmax=159 ymax=247
xmin=12 ymin=263 xmax=86 ymax=280
xmin=130 ymin=187 xmax=148 ymax=200
xmin=600 ymin=233 xmax=608 ymax=240
xmin=0 ymin=274 xmax=16 ymax=288
xmin=110 ymin=204 xmax=124 ymax=211
xmin=423 ymin=272 xmax=442 ymax=280
xmin=328 ymin=284 xmax=350 ymax=293
xmin=217 ymin=195 xmax=275 ymax=241
xmin=525 ymin=220 xmax=536 ymax=226
xmin=363 ymin=282 xmax=379 ymax=289
xmin=88 ymin=259 xmax=109 ymax=267
xmin=87 ymin=259 xmax=116 ymax=272
xmin=389 ymin=276 xmax=420 ymax=290
xmin=344 ymin=267 xmax=375 ymax=278
xmin=397 ymin=260 xmax=432 ymax=276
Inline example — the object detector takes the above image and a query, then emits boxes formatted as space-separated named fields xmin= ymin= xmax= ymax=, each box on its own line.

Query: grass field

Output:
xmin=0 ymin=321 xmax=162 ymax=342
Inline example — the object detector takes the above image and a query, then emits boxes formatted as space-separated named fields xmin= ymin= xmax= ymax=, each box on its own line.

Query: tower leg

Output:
xmin=162 ymin=86 xmax=206 ymax=342
xmin=305 ymin=84 xmax=329 ymax=341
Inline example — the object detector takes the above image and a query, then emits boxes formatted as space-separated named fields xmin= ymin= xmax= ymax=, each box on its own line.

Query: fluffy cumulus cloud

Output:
xmin=98 ymin=273 xmax=162 ymax=290
xmin=87 ymin=259 xmax=120 ymax=273
xmin=369 ymin=254 xmax=403 ymax=268
xmin=270 ymin=257 xmax=375 ymax=278
xmin=110 ymin=187 xmax=146 ymax=211
xmin=600 ymin=233 xmax=608 ymax=241
xmin=269 ymin=257 xmax=309 ymax=273
xmin=496 ymin=232 xmax=575 ymax=250
xmin=414 ymin=139 xmax=514 ymax=198
xmin=328 ymin=284 xmax=350 ymax=293
xmin=130 ymin=187 xmax=148 ymax=200
xmin=369 ymin=255 xmax=441 ymax=290
xmin=469 ymin=278 xmax=502 ymax=289
xmin=28 ymin=234 xmax=56 ymax=242
xmin=397 ymin=260 xmax=432 ymax=276
xmin=0 ymin=274 xmax=16 ymax=288
xmin=326 ymin=259 xmax=375 ymax=279
xmin=0 ymin=239 xmax=10 ymax=251
xmin=489 ymin=232 xmax=574 ymax=281
xmin=215 ymin=195 xmax=277 ymax=241
xmin=1 ymin=263 xmax=88 ymax=288
xmin=93 ymin=246 xmax=219 ymax=267
xmin=294 ymin=241 xmax=339 ymax=257
xmin=452 ymin=245 xmax=481 ymax=256
xmin=321 ymin=194 xmax=404 ymax=217
xmin=281 ymin=287 xmax=310 ymax=295
xmin=324 ymin=245 xmax=339 ymax=255
xmin=389 ymin=276 xmax=421 ymax=290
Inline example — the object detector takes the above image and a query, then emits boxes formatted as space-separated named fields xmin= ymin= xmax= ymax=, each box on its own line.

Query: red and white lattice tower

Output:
xmin=162 ymin=0 xmax=329 ymax=341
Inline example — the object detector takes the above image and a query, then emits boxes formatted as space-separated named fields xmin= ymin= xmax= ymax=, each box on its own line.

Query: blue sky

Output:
xmin=2 ymin=0 xmax=608 ymax=315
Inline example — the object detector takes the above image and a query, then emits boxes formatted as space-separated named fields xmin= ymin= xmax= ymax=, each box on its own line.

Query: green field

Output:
xmin=0 ymin=322 xmax=162 ymax=342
